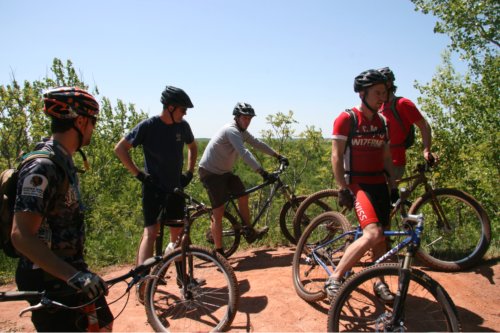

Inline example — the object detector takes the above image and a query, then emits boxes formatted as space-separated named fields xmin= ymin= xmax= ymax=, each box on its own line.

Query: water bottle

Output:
xmin=165 ymin=242 xmax=175 ymax=255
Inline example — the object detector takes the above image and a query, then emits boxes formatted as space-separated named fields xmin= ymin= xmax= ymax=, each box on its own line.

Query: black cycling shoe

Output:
xmin=243 ymin=226 xmax=269 ymax=243
xmin=373 ymin=281 xmax=395 ymax=303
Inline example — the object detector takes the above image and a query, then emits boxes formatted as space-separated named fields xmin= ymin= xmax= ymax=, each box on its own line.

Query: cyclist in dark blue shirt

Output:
xmin=114 ymin=85 xmax=197 ymax=302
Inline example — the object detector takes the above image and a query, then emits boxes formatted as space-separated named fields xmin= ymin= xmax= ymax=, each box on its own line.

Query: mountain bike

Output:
xmin=326 ymin=213 xmax=461 ymax=331
xmin=190 ymin=161 xmax=329 ymax=257
xmin=292 ymin=203 xmax=462 ymax=331
xmin=144 ymin=188 xmax=239 ymax=332
xmin=293 ymin=188 xmax=454 ymax=302
xmin=292 ymin=160 xmax=491 ymax=271
xmin=2 ymin=188 xmax=239 ymax=333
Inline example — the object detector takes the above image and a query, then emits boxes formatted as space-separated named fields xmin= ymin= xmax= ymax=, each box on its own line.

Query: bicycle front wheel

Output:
xmin=279 ymin=195 xmax=330 ymax=245
xmin=327 ymin=263 xmax=461 ymax=332
xmin=145 ymin=246 xmax=239 ymax=332
xmin=292 ymin=211 xmax=351 ymax=302
xmin=410 ymin=188 xmax=491 ymax=271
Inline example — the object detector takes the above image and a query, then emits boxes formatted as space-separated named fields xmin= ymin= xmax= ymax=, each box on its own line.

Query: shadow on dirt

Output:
xmin=228 ymin=247 xmax=295 ymax=272
xmin=420 ymin=257 xmax=498 ymax=284
xmin=456 ymin=302 xmax=497 ymax=332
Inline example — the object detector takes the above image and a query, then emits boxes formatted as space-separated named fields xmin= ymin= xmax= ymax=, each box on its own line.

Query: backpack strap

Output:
xmin=344 ymin=108 xmax=357 ymax=152
xmin=343 ymin=109 xmax=358 ymax=184
xmin=390 ymin=97 xmax=406 ymax=132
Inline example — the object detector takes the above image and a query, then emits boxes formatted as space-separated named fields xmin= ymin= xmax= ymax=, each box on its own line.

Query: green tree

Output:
xmin=410 ymin=0 xmax=499 ymax=256
xmin=0 ymin=58 xmax=148 ymax=280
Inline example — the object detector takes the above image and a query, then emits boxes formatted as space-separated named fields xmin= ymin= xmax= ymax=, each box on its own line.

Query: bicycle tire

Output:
xmin=292 ymin=189 xmax=339 ymax=241
xmin=410 ymin=188 xmax=491 ymax=271
xmin=292 ymin=211 xmax=352 ymax=302
xmin=190 ymin=208 xmax=241 ymax=258
xmin=327 ymin=263 xmax=461 ymax=332
xmin=144 ymin=246 xmax=239 ymax=332
xmin=279 ymin=195 xmax=330 ymax=245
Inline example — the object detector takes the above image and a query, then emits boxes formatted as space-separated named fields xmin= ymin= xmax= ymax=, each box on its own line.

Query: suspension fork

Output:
xmin=178 ymin=217 xmax=194 ymax=298
xmin=279 ymin=179 xmax=296 ymax=202
xmin=389 ymin=251 xmax=414 ymax=329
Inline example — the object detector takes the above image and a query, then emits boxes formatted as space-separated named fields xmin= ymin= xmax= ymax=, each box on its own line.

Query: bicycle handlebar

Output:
xmin=174 ymin=188 xmax=206 ymax=209
xmin=415 ymin=157 xmax=437 ymax=173
xmin=264 ymin=161 xmax=289 ymax=184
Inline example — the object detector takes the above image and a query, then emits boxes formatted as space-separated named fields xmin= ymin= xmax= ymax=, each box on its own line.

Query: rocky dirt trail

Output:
xmin=1 ymin=246 xmax=499 ymax=332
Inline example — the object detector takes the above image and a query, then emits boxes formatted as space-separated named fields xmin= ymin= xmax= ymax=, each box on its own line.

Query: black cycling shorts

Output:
xmin=142 ymin=186 xmax=185 ymax=227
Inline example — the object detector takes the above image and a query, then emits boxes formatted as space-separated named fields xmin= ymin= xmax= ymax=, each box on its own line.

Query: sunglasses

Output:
xmin=176 ymin=107 xmax=187 ymax=114
xmin=87 ymin=116 xmax=97 ymax=126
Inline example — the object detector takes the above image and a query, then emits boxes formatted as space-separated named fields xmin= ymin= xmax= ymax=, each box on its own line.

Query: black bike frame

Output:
xmin=225 ymin=177 xmax=289 ymax=228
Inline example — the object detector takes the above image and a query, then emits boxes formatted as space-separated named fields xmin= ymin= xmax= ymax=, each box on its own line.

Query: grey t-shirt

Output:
xmin=199 ymin=121 xmax=276 ymax=174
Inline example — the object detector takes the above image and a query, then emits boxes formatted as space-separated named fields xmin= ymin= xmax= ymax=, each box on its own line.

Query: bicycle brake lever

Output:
xmin=19 ymin=297 xmax=66 ymax=317
xmin=19 ymin=303 xmax=44 ymax=317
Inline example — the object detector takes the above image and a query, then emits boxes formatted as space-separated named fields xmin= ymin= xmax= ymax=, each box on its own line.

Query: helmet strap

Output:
xmin=234 ymin=116 xmax=245 ymax=132
xmin=362 ymin=96 xmax=378 ymax=114
xmin=76 ymin=148 xmax=89 ymax=173
xmin=71 ymin=124 xmax=85 ymax=149
xmin=166 ymin=105 xmax=180 ymax=124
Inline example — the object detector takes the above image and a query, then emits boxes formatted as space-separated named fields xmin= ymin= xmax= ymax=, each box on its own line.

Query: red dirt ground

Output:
xmin=0 ymin=246 xmax=498 ymax=332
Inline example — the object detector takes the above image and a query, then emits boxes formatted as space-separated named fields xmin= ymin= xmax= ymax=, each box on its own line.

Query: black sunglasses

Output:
xmin=87 ymin=116 xmax=97 ymax=125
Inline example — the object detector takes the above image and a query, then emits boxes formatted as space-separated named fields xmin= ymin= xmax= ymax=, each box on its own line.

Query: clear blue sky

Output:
xmin=1 ymin=0 xmax=457 ymax=138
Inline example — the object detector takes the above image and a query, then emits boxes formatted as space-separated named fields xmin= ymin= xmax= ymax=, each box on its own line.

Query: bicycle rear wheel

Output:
xmin=145 ymin=246 xmax=239 ymax=332
xmin=190 ymin=208 xmax=241 ymax=258
xmin=292 ymin=211 xmax=351 ymax=302
xmin=292 ymin=189 xmax=356 ymax=240
xmin=410 ymin=188 xmax=491 ymax=271
xmin=279 ymin=195 xmax=330 ymax=245
xmin=327 ymin=263 xmax=461 ymax=332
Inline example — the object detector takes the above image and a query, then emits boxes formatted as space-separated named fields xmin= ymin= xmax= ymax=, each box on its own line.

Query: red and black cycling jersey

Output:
xmin=380 ymin=97 xmax=423 ymax=166
xmin=332 ymin=107 xmax=389 ymax=185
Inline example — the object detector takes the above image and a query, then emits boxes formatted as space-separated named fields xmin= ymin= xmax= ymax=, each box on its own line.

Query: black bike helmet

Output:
xmin=354 ymin=69 xmax=388 ymax=92
xmin=378 ymin=67 xmax=395 ymax=82
xmin=43 ymin=87 xmax=99 ymax=119
xmin=160 ymin=86 xmax=194 ymax=108
xmin=232 ymin=102 xmax=256 ymax=117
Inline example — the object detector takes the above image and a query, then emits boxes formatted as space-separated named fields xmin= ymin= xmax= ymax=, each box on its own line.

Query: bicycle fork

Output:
xmin=387 ymin=253 xmax=413 ymax=331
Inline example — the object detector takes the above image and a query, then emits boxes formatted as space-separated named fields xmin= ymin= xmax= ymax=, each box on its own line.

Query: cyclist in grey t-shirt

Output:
xmin=198 ymin=102 xmax=288 ymax=255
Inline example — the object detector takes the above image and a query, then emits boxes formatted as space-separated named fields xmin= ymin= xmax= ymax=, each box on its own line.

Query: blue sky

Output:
xmin=1 ymin=0 xmax=458 ymax=138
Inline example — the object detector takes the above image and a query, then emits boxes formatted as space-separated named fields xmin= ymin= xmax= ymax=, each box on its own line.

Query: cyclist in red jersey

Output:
xmin=327 ymin=69 xmax=398 ymax=302
xmin=378 ymin=67 xmax=438 ymax=179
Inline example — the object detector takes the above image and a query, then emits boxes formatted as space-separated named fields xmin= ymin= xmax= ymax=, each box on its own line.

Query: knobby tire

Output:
xmin=144 ymin=246 xmax=239 ymax=332
xmin=327 ymin=263 xmax=461 ymax=332
xmin=190 ymin=208 xmax=241 ymax=258
xmin=410 ymin=188 xmax=491 ymax=271
xmin=292 ymin=189 xmax=339 ymax=241
xmin=292 ymin=211 xmax=351 ymax=302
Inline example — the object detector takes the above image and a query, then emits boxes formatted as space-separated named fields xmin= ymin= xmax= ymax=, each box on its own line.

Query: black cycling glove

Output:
xmin=258 ymin=169 xmax=275 ymax=182
xmin=390 ymin=188 xmax=400 ymax=205
xmin=338 ymin=189 xmax=354 ymax=210
xmin=277 ymin=155 xmax=289 ymax=167
xmin=180 ymin=171 xmax=194 ymax=187
xmin=136 ymin=171 xmax=153 ymax=185
xmin=67 ymin=271 xmax=107 ymax=300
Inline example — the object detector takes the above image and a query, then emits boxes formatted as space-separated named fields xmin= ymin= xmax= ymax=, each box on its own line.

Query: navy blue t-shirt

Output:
xmin=125 ymin=116 xmax=194 ymax=191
